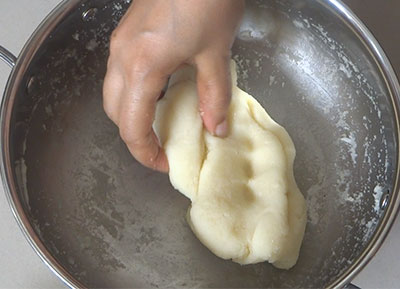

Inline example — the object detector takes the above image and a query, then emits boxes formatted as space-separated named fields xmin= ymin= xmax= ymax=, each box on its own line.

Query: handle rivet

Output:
xmin=82 ymin=8 xmax=98 ymax=22
xmin=380 ymin=191 xmax=390 ymax=210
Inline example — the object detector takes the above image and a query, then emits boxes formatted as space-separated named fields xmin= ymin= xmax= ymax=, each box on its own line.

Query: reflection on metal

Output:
xmin=0 ymin=46 xmax=16 ymax=68
xmin=82 ymin=7 xmax=98 ymax=22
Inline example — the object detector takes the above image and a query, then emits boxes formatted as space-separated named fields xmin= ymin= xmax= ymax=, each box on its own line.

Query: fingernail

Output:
xmin=215 ymin=119 xmax=228 ymax=137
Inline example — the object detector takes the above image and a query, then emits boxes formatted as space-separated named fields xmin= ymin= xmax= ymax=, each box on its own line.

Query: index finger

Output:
xmin=118 ymin=73 xmax=169 ymax=172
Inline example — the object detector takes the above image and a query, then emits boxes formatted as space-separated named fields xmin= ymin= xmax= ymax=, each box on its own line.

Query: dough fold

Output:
xmin=154 ymin=61 xmax=307 ymax=269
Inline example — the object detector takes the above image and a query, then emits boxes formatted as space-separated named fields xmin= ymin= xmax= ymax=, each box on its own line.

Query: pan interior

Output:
xmin=8 ymin=0 xmax=396 ymax=287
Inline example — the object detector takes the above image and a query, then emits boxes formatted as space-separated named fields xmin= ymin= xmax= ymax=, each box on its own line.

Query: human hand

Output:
xmin=103 ymin=0 xmax=244 ymax=172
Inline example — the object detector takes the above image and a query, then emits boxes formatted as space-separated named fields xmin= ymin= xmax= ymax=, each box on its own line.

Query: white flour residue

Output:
xmin=360 ymin=218 xmax=379 ymax=243
xmin=373 ymin=185 xmax=385 ymax=213
xmin=339 ymin=63 xmax=352 ymax=78
xmin=238 ymin=8 xmax=275 ymax=42
xmin=72 ymin=32 xmax=80 ymax=41
xmin=305 ymin=170 xmax=324 ymax=226
xmin=292 ymin=19 xmax=304 ymax=29
xmin=269 ymin=75 xmax=275 ymax=86
xmin=336 ymin=168 xmax=353 ymax=204
xmin=340 ymin=131 xmax=358 ymax=164
xmin=86 ymin=38 xmax=99 ymax=51
xmin=113 ymin=2 xmax=123 ymax=11
xmin=232 ymin=54 xmax=250 ymax=85
xmin=286 ymin=15 xmax=389 ymax=220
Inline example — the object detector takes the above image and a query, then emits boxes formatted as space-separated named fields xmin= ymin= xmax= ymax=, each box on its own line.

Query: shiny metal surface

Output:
xmin=0 ymin=0 xmax=399 ymax=288
xmin=81 ymin=7 xmax=98 ymax=22
xmin=0 ymin=45 xmax=16 ymax=68
xmin=343 ymin=0 xmax=400 ymax=77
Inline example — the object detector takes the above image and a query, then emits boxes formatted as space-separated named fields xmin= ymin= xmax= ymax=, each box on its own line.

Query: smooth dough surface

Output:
xmin=153 ymin=61 xmax=307 ymax=269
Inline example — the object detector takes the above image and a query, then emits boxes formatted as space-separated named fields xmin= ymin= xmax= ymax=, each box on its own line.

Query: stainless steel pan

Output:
xmin=1 ymin=0 xmax=399 ymax=288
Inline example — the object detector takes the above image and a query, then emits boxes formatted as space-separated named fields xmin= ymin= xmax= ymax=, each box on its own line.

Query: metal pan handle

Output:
xmin=344 ymin=282 xmax=361 ymax=289
xmin=0 ymin=46 xmax=17 ymax=68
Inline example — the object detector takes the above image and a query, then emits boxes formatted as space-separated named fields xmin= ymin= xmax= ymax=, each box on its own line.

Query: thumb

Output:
xmin=196 ymin=54 xmax=232 ymax=137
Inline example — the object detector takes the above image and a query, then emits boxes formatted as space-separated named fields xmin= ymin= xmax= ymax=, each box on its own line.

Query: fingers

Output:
xmin=118 ymin=73 xmax=169 ymax=172
xmin=103 ymin=58 xmax=123 ymax=125
xmin=103 ymin=60 xmax=169 ymax=172
xmin=196 ymin=53 xmax=232 ymax=137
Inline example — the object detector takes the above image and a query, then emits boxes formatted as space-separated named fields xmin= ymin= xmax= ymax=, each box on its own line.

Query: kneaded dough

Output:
xmin=153 ymin=61 xmax=307 ymax=269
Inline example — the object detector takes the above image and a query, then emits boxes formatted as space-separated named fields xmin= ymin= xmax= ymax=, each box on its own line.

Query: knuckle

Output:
xmin=119 ymin=122 xmax=150 ymax=149
xmin=109 ymin=31 xmax=171 ymax=80
xmin=119 ymin=124 xmax=137 ymax=145
xmin=130 ymin=53 xmax=153 ymax=76
xmin=103 ymin=100 xmax=114 ymax=120
xmin=120 ymin=41 xmax=157 ymax=79
xmin=130 ymin=38 xmax=166 ymax=73
xmin=109 ymin=29 xmax=123 ymax=51
xmin=102 ymin=86 xmax=114 ymax=120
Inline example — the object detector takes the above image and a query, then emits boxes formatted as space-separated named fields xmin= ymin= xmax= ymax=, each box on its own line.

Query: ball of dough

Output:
xmin=153 ymin=61 xmax=306 ymax=269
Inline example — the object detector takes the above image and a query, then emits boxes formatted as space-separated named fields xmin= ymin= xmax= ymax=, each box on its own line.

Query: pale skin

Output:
xmin=103 ymin=0 xmax=245 ymax=172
